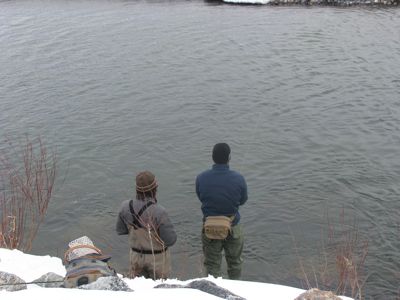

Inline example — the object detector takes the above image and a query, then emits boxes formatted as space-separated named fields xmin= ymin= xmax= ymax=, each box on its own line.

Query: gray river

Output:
xmin=0 ymin=1 xmax=399 ymax=298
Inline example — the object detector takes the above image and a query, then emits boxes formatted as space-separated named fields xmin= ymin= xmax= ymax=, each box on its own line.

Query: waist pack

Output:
xmin=204 ymin=216 xmax=233 ymax=240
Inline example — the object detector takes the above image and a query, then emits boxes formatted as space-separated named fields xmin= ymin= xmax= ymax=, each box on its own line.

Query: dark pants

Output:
xmin=201 ymin=223 xmax=244 ymax=280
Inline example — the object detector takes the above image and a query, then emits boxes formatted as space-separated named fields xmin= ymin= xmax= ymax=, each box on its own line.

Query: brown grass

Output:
xmin=0 ymin=136 xmax=56 ymax=251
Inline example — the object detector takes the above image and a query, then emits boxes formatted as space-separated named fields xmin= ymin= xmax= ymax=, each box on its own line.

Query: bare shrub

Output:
xmin=294 ymin=208 xmax=368 ymax=300
xmin=330 ymin=209 xmax=368 ymax=299
xmin=0 ymin=136 xmax=56 ymax=251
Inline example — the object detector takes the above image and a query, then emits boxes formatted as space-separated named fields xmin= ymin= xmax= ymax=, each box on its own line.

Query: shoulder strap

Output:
xmin=129 ymin=200 xmax=155 ymax=229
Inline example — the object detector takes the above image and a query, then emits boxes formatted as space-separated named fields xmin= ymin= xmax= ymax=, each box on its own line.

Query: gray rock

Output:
xmin=78 ymin=276 xmax=133 ymax=291
xmin=154 ymin=283 xmax=185 ymax=288
xmin=294 ymin=288 xmax=342 ymax=300
xmin=0 ymin=271 xmax=27 ymax=292
xmin=261 ymin=0 xmax=397 ymax=5
xmin=155 ymin=279 xmax=246 ymax=300
xmin=32 ymin=272 xmax=64 ymax=288
xmin=187 ymin=280 xmax=246 ymax=300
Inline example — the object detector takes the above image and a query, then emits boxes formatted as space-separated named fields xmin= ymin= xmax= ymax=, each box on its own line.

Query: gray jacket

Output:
xmin=116 ymin=198 xmax=177 ymax=247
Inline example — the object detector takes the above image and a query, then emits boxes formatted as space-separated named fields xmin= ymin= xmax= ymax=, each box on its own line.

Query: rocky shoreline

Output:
xmin=0 ymin=270 xmax=351 ymax=300
xmin=0 ymin=249 xmax=355 ymax=300
xmin=223 ymin=0 xmax=399 ymax=6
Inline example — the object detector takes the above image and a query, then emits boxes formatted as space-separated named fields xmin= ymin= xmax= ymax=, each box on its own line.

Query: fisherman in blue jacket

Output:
xmin=196 ymin=143 xmax=248 ymax=280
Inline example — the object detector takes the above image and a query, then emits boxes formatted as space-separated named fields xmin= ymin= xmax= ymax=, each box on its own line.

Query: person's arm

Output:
xmin=158 ymin=212 xmax=177 ymax=247
xmin=195 ymin=175 xmax=201 ymax=199
xmin=116 ymin=211 xmax=129 ymax=235
xmin=239 ymin=176 xmax=248 ymax=206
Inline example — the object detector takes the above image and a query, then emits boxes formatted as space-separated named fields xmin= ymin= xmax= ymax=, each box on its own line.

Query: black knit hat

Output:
xmin=212 ymin=143 xmax=231 ymax=164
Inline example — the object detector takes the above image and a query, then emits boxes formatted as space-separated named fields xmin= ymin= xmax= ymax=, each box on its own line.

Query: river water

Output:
xmin=1 ymin=1 xmax=399 ymax=298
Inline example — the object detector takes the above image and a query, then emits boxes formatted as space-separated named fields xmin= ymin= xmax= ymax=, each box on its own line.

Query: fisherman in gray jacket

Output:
xmin=116 ymin=171 xmax=177 ymax=279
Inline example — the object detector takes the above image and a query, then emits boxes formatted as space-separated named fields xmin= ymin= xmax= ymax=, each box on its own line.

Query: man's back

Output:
xmin=196 ymin=164 xmax=247 ymax=225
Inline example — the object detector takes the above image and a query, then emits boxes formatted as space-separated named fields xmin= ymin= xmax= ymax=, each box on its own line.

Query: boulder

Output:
xmin=154 ymin=283 xmax=185 ymax=288
xmin=155 ymin=279 xmax=246 ymax=300
xmin=187 ymin=280 xmax=246 ymax=300
xmin=295 ymin=288 xmax=343 ymax=300
xmin=32 ymin=272 xmax=64 ymax=288
xmin=78 ymin=276 xmax=133 ymax=291
xmin=0 ymin=271 xmax=27 ymax=292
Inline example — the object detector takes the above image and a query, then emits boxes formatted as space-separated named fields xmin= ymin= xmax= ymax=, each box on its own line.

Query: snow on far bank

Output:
xmin=0 ymin=248 xmax=354 ymax=300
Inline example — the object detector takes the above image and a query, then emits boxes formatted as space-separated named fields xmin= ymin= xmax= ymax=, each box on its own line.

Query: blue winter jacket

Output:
xmin=195 ymin=164 xmax=248 ymax=226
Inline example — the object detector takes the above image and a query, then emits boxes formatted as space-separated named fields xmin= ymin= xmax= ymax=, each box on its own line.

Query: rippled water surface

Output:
xmin=1 ymin=1 xmax=399 ymax=298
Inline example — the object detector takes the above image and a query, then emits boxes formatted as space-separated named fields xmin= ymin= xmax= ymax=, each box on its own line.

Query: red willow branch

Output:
xmin=0 ymin=136 xmax=56 ymax=252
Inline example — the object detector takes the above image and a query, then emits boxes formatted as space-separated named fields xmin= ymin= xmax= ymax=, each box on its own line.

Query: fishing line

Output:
xmin=0 ymin=280 xmax=64 ymax=287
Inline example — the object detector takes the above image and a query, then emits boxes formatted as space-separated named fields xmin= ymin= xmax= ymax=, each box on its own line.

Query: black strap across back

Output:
xmin=128 ymin=200 xmax=155 ymax=229
xmin=128 ymin=200 xmax=168 ymax=254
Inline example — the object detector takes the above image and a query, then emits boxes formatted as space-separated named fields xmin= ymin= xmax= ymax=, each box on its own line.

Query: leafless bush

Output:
xmin=0 ymin=136 xmax=56 ymax=251
xmin=294 ymin=208 xmax=368 ymax=300
xmin=330 ymin=209 xmax=368 ymax=299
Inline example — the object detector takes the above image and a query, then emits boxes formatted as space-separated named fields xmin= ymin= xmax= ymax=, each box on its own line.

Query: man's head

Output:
xmin=212 ymin=143 xmax=231 ymax=164
xmin=136 ymin=171 xmax=158 ymax=200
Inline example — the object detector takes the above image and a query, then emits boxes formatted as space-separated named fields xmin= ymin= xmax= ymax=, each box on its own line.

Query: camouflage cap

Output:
xmin=136 ymin=171 xmax=158 ymax=193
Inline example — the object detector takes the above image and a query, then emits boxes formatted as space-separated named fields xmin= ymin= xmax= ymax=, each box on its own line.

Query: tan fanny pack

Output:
xmin=204 ymin=216 xmax=233 ymax=240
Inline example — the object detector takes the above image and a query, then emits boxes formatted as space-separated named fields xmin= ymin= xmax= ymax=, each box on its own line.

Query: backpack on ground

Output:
xmin=63 ymin=236 xmax=116 ymax=288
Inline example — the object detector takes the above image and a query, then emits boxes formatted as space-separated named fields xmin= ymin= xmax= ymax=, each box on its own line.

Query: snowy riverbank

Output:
xmin=0 ymin=248 xmax=353 ymax=300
